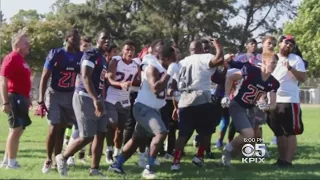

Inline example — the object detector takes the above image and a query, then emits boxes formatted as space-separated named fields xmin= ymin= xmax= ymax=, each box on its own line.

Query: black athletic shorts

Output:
xmin=267 ymin=103 xmax=303 ymax=136
xmin=8 ymin=93 xmax=32 ymax=129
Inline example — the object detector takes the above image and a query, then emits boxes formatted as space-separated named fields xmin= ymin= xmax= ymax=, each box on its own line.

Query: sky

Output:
xmin=1 ymin=0 xmax=301 ymax=38
xmin=1 ymin=0 xmax=86 ymax=19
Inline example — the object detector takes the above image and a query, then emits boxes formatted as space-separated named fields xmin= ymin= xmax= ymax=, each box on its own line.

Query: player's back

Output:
xmin=135 ymin=55 xmax=167 ymax=110
xmin=106 ymin=56 xmax=139 ymax=106
xmin=178 ymin=53 xmax=216 ymax=91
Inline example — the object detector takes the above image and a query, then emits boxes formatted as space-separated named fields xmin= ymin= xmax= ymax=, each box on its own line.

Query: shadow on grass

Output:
xmin=165 ymin=161 xmax=320 ymax=179
xmin=267 ymin=144 xmax=320 ymax=161
xmin=18 ymin=149 xmax=47 ymax=159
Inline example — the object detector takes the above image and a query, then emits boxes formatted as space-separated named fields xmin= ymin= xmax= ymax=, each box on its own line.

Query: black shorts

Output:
xmin=160 ymin=99 xmax=176 ymax=129
xmin=211 ymin=96 xmax=223 ymax=132
xmin=8 ymin=93 xmax=32 ymax=129
xmin=178 ymin=103 xmax=215 ymax=137
xmin=267 ymin=103 xmax=304 ymax=136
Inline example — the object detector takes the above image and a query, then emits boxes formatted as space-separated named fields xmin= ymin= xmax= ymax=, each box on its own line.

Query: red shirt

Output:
xmin=0 ymin=51 xmax=31 ymax=98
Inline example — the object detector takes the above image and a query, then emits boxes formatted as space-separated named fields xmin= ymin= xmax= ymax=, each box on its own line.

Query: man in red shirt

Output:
xmin=0 ymin=31 xmax=32 ymax=169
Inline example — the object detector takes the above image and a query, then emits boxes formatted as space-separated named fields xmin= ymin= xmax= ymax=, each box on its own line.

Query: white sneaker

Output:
xmin=6 ymin=161 xmax=21 ymax=169
xmin=270 ymin=136 xmax=277 ymax=145
xmin=90 ymin=168 xmax=107 ymax=178
xmin=67 ymin=156 xmax=75 ymax=166
xmin=221 ymin=149 xmax=232 ymax=167
xmin=138 ymin=153 xmax=147 ymax=168
xmin=138 ymin=159 xmax=147 ymax=168
xmin=41 ymin=160 xmax=52 ymax=174
xmin=142 ymin=165 xmax=157 ymax=179
xmin=170 ymin=163 xmax=180 ymax=171
xmin=55 ymin=154 xmax=68 ymax=176
xmin=0 ymin=161 xmax=8 ymax=168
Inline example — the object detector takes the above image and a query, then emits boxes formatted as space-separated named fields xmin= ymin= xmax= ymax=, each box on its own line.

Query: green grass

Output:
xmin=0 ymin=106 xmax=320 ymax=179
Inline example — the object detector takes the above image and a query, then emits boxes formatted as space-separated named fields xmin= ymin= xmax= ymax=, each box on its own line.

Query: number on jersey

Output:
xmin=241 ymin=84 xmax=265 ymax=104
xmin=58 ymin=71 xmax=77 ymax=88
xmin=116 ymin=72 xmax=134 ymax=82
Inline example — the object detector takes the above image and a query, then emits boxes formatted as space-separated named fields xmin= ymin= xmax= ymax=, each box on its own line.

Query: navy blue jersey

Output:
xmin=211 ymin=70 xmax=227 ymax=97
xmin=44 ymin=48 xmax=82 ymax=92
xmin=228 ymin=61 xmax=251 ymax=69
xmin=76 ymin=48 xmax=107 ymax=96
xmin=234 ymin=66 xmax=280 ymax=109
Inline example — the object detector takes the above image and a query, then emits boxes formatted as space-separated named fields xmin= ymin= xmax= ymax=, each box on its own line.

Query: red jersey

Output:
xmin=0 ymin=51 xmax=31 ymax=98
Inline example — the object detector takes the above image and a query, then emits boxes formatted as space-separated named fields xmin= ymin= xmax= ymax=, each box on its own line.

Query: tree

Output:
xmin=234 ymin=0 xmax=297 ymax=52
xmin=0 ymin=10 xmax=72 ymax=70
xmin=284 ymin=0 xmax=320 ymax=78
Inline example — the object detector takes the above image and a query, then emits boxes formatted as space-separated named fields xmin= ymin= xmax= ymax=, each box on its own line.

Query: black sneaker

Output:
xmin=273 ymin=159 xmax=293 ymax=168
xmin=106 ymin=151 xmax=114 ymax=164
xmin=206 ymin=152 xmax=215 ymax=159
xmin=273 ymin=159 xmax=285 ymax=166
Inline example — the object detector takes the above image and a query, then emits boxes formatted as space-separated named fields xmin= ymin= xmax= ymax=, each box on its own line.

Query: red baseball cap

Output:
xmin=284 ymin=35 xmax=295 ymax=44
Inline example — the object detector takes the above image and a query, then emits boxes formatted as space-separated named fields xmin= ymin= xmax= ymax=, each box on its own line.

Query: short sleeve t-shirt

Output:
xmin=178 ymin=53 xmax=216 ymax=108
xmin=178 ymin=53 xmax=216 ymax=91
xmin=0 ymin=51 xmax=31 ymax=98
xmin=272 ymin=53 xmax=306 ymax=103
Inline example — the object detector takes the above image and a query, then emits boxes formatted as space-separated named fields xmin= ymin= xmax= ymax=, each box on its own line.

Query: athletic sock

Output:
xmin=115 ymin=154 xmax=126 ymax=167
xmin=114 ymin=148 xmax=121 ymax=156
xmin=8 ymin=159 xmax=17 ymax=167
xmin=197 ymin=146 xmax=206 ymax=158
xmin=147 ymin=156 xmax=156 ymax=167
xmin=173 ymin=150 xmax=182 ymax=164
xmin=107 ymin=146 xmax=113 ymax=151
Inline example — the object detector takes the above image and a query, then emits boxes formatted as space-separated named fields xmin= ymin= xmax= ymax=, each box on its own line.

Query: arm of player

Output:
xmin=208 ymin=39 xmax=224 ymax=68
xmin=0 ymin=76 xmax=9 ymax=105
xmin=132 ymin=66 xmax=141 ymax=86
xmin=224 ymin=70 xmax=242 ymax=97
xmin=289 ymin=68 xmax=307 ymax=82
xmin=38 ymin=50 xmax=56 ymax=104
xmin=286 ymin=58 xmax=307 ymax=82
xmin=107 ymin=59 xmax=127 ymax=89
xmin=82 ymin=61 xmax=99 ymax=101
xmin=268 ymin=92 xmax=277 ymax=111
xmin=167 ymin=79 xmax=178 ymax=96
xmin=145 ymin=65 xmax=170 ymax=94
xmin=38 ymin=68 xmax=51 ymax=103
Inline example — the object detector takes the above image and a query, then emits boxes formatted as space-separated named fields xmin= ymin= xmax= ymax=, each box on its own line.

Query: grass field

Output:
xmin=0 ymin=105 xmax=319 ymax=179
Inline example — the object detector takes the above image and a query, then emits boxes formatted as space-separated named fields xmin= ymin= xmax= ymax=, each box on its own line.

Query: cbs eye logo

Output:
xmin=242 ymin=144 xmax=266 ymax=157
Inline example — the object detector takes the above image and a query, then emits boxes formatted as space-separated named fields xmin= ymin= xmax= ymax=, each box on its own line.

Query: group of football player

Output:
xmin=3 ymin=28 xmax=307 ymax=179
